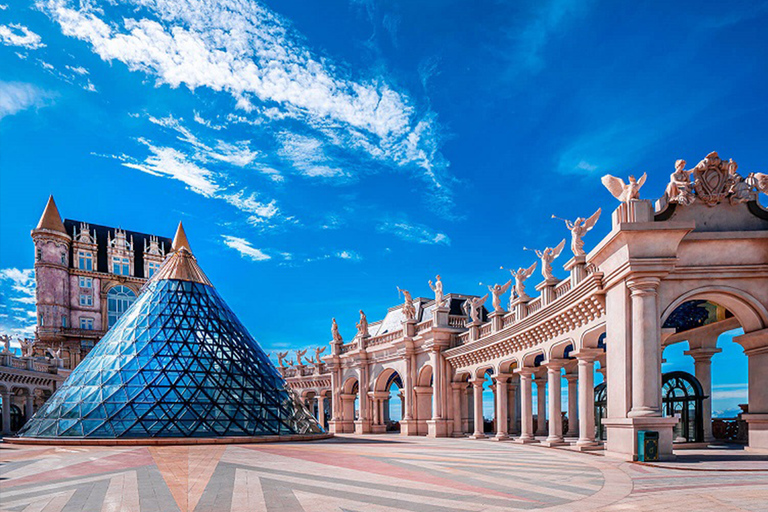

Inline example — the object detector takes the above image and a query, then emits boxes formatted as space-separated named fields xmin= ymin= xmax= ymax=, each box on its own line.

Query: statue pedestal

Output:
xmin=404 ymin=319 xmax=417 ymax=338
xmin=603 ymin=416 xmax=678 ymax=461
xmin=469 ymin=321 xmax=482 ymax=342
xmin=433 ymin=306 xmax=450 ymax=328
xmin=489 ymin=311 xmax=505 ymax=332
xmin=354 ymin=419 xmax=372 ymax=434
xmin=510 ymin=297 xmax=530 ymax=321
xmin=612 ymin=199 xmax=653 ymax=225
xmin=564 ymin=255 xmax=587 ymax=286
xmin=535 ymin=278 xmax=560 ymax=306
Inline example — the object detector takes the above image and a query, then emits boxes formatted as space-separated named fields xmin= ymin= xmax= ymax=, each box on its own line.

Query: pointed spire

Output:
xmin=35 ymin=196 xmax=67 ymax=234
xmin=172 ymin=221 xmax=192 ymax=252
xmin=151 ymin=221 xmax=211 ymax=286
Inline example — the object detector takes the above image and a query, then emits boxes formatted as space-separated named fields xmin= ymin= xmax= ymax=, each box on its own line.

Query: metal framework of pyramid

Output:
xmin=19 ymin=223 xmax=322 ymax=439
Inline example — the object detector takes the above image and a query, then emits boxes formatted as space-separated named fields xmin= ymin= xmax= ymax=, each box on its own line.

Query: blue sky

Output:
xmin=1 ymin=0 xmax=767 ymax=417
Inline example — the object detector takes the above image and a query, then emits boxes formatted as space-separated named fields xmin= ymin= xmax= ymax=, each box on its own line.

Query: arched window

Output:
xmin=594 ymin=383 xmax=607 ymax=441
xmin=0 ymin=401 xmax=24 ymax=433
xmin=662 ymin=371 xmax=705 ymax=443
xmin=107 ymin=286 xmax=136 ymax=327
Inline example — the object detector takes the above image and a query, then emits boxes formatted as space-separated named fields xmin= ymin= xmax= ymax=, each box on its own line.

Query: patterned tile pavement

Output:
xmin=0 ymin=435 xmax=766 ymax=511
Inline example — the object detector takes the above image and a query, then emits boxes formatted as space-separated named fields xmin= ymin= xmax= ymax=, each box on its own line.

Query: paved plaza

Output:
xmin=1 ymin=435 xmax=766 ymax=511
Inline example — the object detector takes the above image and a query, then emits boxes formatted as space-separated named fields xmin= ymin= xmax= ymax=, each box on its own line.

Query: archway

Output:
xmin=339 ymin=377 xmax=359 ymax=434
xmin=662 ymin=371 xmax=705 ymax=444
xmin=414 ymin=365 xmax=433 ymax=435
xmin=373 ymin=369 xmax=404 ymax=433
xmin=661 ymin=288 xmax=768 ymax=452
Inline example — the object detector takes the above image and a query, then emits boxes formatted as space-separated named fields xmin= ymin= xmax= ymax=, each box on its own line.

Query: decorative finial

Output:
xmin=172 ymin=221 xmax=192 ymax=252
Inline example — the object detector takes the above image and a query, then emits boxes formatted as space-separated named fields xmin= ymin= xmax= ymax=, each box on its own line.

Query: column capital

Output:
xmin=543 ymin=358 xmax=568 ymax=372
xmin=627 ymin=276 xmax=661 ymax=295
xmin=564 ymin=373 xmax=578 ymax=384
xmin=571 ymin=348 xmax=603 ymax=362
xmin=494 ymin=373 xmax=512 ymax=383
xmin=451 ymin=381 xmax=467 ymax=390
xmin=470 ymin=379 xmax=485 ymax=388
xmin=513 ymin=367 xmax=535 ymax=377
xmin=683 ymin=347 xmax=722 ymax=362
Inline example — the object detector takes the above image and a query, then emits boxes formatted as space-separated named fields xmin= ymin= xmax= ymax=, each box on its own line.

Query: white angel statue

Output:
xmin=487 ymin=280 xmax=512 ymax=313
xmin=509 ymin=262 xmax=537 ymax=302
xmin=601 ymin=173 xmax=647 ymax=203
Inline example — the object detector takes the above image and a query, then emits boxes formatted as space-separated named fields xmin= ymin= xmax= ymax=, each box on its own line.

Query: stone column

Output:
xmin=451 ymin=383 xmax=463 ymax=436
xmin=573 ymin=350 xmax=600 ymax=447
xmin=25 ymin=392 xmax=35 ymax=421
xmin=355 ymin=365 xmax=371 ymax=434
xmin=494 ymin=374 xmax=509 ymax=440
xmin=543 ymin=361 xmax=567 ymax=446
xmin=535 ymin=373 xmax=547 ymax=436
xmin=733 ymin=329 xmax=768 ymax=451
xmin=508 ymin=379 xmax=518 ymax=435
xmin=372 ymin=396 xmax=380 ymax=426
xmin=429 ymin=351 xmax=442 ymax=419
xmin=404 ymin=355 xmax=414 ymax=421
xmin=565 ymin=373 xmax=578 ymax=436
xmin=1 ymin=390 xmax=11 ymax=436
xmin=684 ymin=348 xmax=720 ymax=443
xmin=627 ymin=277 xmax=662 ymax=417
xmin=317 ymin=394 xmax=326 ymax=429
xmin=514 ymin=368 xmax=536 ymax=443
xmin=469 ymin=379 xmax=485 ymax=439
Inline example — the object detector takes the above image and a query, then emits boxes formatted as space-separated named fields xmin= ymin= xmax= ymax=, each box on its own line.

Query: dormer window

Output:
xmin=112 ymin=256 xmax=130 ymax=276
xmin=78 ymin=251 xmax=93 ymax=271
xmin=147 ymin=261 xmax=161 ymax=278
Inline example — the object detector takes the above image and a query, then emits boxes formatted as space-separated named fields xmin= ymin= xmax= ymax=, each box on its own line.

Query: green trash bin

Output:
xmin=637 ymin=430 xmax=659 ymax=462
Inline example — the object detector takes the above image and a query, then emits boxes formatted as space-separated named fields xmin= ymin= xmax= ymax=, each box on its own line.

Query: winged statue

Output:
xmin=601 ymin=173 xmax=647 ymax=203
xmin=313 ymin=346 xmax=326 ymax=364
xmin=534 ymin=239 xmax=566 ymax=280
xmin=488 ymin=280 xmax=512 ymax=313
xmin=509 ymin=262 xmax=537 ymax=302
xmin=750 ymin=173 xmax=768 ymax=195
xmin=276 ymin=351 xmax=289 ymax=368
xmin=556 ymin=208 xmax=601 ymax=257
xmin=295 ymin=348 xmax=308 ymax=366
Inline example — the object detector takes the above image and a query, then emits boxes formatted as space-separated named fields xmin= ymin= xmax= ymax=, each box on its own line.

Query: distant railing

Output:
xmin=554 ymin=279 xmax=572 ymax=299
xmin=340 ymin=341 xmax=357 ymax=354
xmin=712 ymin=418 xmax=748 ymax=443
xmin=367 ymin=329 xmax=403 ymax=347
xmin=526 ymin=297 xmax=543 ymax=315
xmin=502 ymin=312 xmax=515 ymax=328
xmin=456 ymin=331 xmax=470 ymax=345
xmin=33 ymin=362 xmax=50 ymax=372
xmin=415 ymin=319 xmax=432 ymax=334
xmin=10 ymin=358 xmax=26 ymax=369
xmin=479 ymin=323 xmax=492 ymax=337
xmin=448 ymin=315 xmax=467 ymax=328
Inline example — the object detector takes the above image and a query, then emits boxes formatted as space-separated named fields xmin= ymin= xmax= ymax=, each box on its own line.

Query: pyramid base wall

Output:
xmin=4 ymin=432 xmax=333 ymax=446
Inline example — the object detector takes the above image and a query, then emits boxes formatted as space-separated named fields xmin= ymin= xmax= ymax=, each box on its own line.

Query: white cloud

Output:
xmin=0 ymin=81 xmax=53 ymax=120
xmin=335 ymin=250 xmax=361 ymax=261
xmin=278 ymin=132 xmax=347 ymax=179
xmin=0 ymin=268 xmax=36 ymax=337
xmin=122 ymin=139 xmax=220 ymax=197
xmin=65 ymin=64 xmax=89 ymax=75
xmin=222 ymin=191 xmax=279 ymax=226
xmin=221 ymin=235 xmax=271 ymax=261
xmin=41 ymin=0 xmax=452 ymax=209
xmin=378 ymin=220 xmax=450 ymax=245
xmin=0 ymin=23 xmax=45 ymax=49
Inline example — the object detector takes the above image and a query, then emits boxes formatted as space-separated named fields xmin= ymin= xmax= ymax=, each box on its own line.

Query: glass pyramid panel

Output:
xmin=19 ymin=279 xmax=322 ymax=438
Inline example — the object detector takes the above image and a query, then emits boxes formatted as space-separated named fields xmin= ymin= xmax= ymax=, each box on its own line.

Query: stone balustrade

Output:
xmin=447 ymin=315 xmax=466 ymax=328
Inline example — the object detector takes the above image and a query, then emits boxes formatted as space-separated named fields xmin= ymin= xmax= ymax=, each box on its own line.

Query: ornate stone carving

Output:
xmin=331 ymin=318 xmax=343 ymax=343
xmin=276 ymin=351 xmax=289 ymax=368
xmin=398 ymin=287 xmax=416 ymax=321
xmin=357 ymin=310 xmax=369 ymax=337
xmin=601 ymin=173 xmax=647 ymax=203
xmin=692 ymin=152 xmax=735 ymax=206
xmin=313 ymin=346 xmax=326 ymax=364
xmin=488 ymin=280 xmax=512 ymax=313
xmin=555 ymin=208 xmax=601 ymax=258
xmin=19 ymin=338 xmax=35 ymax=357
xmin=0 ymin=334 xmax=11 ymax=354
xmin=528 ymin=240 xmax=565 ymax=281
xmin=295 ymin=348 xmax=308 ymax=366
xmin=509 ymin=262 xmax=537 ymax=303
xmin=462 ymin=294 xmax=488 ymax=323
xmin=428 ymin=275 xmax=444 ymax=308
xmin=665 ymin=159 xmax=695 ymax=205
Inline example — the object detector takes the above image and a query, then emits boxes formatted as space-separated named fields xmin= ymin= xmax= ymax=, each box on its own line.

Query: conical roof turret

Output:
xmin=150 ymin=221 xmax=212 ymax=286
xmin=35 ymin=196 xmax=67 ymax=234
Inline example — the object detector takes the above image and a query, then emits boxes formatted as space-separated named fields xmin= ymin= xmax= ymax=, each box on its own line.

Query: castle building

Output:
xmin=31 ymin=196 xmax=171 ymax=369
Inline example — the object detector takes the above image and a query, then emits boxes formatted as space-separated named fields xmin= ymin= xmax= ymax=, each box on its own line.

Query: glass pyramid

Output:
xmin=19 ymin=224 xmax=322 ymax=439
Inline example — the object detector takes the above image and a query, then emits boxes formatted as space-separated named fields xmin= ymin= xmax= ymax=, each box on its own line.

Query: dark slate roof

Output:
xmin=63 ymin=219 xmax=172 ymax=279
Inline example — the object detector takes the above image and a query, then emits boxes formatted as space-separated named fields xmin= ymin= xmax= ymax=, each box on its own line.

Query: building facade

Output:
xmin=31 ymin=196 xmax=171 ymax=369
xmin=283 ymin=152 xmax=768 ymax=461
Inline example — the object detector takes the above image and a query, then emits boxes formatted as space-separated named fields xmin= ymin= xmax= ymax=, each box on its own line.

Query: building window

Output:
xmin=79 ymin=276 xmax=93 ymax=288
xmin=62 ymin=315 xmax=67 ymax=328
xmin=80 ymin=317 xmax=94 ymax=330
xmin=147 ymin=261 xmax=161 ymax=278
xmin=80 ymin=339 xmax=95 ymax=352
xmin=36 ymin=248 xmax=42 ymax=261
xmin=107 ymin=285 xmax=136 ymax=327
xmin=78 ymin=251 xmax=93 ymax=271
xmin=61 ymin=253 xmax=66 ymax=265
xmin=38 ymin=314 xmax=44 ymax=327
xmin=79 ymin=293 xmax=93 ymax=307
xmin=112 ymin=257 xmax=130 ymax=276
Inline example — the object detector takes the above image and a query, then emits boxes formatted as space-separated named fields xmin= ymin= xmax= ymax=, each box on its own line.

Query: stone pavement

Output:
xmin=0 ymin=435 xmax=766 ymax=511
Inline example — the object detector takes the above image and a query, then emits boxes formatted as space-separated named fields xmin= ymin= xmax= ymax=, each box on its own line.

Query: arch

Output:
xmin=453 ymin=370 xmax=472 ymax=383
xmin=548 ymin=338 xmax=576 ymax=360
xmin=522 ymin=350 xmax=545 ymax=368
xmin=342 ymin=377 xmax=359 ymax=395
xmin=374 ymin=368 xmax=403 ymax=392
xmin=107 ymin=285 xmax=137 ymax=327
xmin=662 ymin=371 xmax=705 ymax=443
xmin=580 ymin=323 xmax=607 ymax=350
xmin=498 ymin=357 xmax=519 ymax=374
xmin=473 ymin=366 xmax=494 ymax=380
xmin=662 ymin=286 xmax=768 ymax=334
xmin=417 ymin=365 xmax=433 ymax=387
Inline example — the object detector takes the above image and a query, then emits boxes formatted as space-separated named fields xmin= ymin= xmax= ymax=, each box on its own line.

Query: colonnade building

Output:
xmin=283 ymin=152 xmax=768 ymax=461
